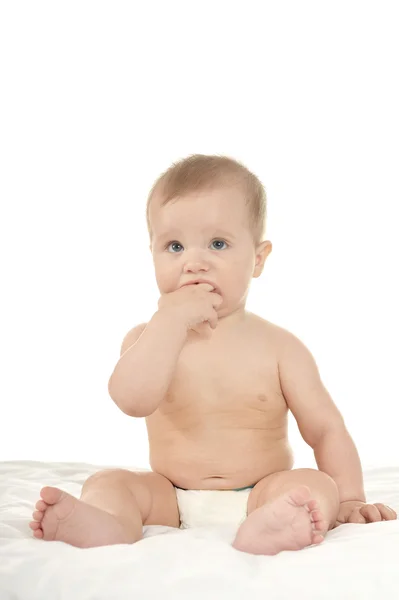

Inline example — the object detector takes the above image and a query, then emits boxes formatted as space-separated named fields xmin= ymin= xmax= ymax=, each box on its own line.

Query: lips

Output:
xmin=181 ymin=280 xmax=219 ymax=293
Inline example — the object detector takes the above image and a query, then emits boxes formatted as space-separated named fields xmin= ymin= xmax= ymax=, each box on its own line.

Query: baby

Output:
xmin=30 ymin=154 xmax=397 ymax=555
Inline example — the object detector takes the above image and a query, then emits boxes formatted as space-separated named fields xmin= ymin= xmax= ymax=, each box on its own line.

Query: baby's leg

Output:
xmin=29 ymin=470 xmax=180 ymax=548
xmin=233 ymin=468 xmax=340 ymax=555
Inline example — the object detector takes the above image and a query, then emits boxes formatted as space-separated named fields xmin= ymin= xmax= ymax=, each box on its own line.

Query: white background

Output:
xmin=1 ymin=1 xmax=398 ymax=471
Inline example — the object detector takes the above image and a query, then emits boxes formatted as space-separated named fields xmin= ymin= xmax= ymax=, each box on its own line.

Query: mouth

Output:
xmin=182 ymin=281 xmax=220 ymax=294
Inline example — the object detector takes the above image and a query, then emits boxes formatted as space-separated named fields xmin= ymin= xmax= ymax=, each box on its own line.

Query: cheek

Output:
xmin=154 ymin=258 xmax=177 ymax=291
xmin=229 ymin=252 xmax=254 ymax=275
xmin=230 ymin=257 xmax=255 ymax=289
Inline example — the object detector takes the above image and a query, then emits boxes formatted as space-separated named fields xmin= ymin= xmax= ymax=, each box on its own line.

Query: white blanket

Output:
xmin=0 ymin=461 xmax=398 ymax=600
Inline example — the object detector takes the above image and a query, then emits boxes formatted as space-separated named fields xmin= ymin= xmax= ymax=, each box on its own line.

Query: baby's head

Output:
xmin=146 ymin=154 xmax=272 ymax=318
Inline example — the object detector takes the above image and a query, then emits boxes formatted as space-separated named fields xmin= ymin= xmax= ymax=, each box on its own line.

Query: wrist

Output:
xmin=155 ymin=308 xmax=188 ymax=337
xmin=339 ymin=495 xmax=366 ymax=504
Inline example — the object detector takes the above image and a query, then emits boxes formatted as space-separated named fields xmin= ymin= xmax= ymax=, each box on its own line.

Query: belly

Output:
xmin=147 ymin=425 xmax=294 ymax=490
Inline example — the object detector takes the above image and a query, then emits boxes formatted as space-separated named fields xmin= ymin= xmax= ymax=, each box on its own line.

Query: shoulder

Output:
xmin=247 ymin=312 xmax=313 ymax=359
xmin=120 ymin=322 xmax=148 ymax=356
xmin=246 ymin=312 xmax=300 ymax=344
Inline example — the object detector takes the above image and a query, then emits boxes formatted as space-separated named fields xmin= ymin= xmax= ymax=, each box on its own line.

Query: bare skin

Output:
xmin=147 ymin=313 xmax=294 ymax=490
xmin=30 ymin=487 xmax=133 ymax=547
xmin=233 ymin=485 xmax=325 ymax=555
xmin=30 ymin=185 xmax=397 ymax=553
xmin=30 ymin=314 xmax=331 ymax=553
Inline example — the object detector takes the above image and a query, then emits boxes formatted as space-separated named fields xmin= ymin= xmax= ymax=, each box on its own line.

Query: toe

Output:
xmin=310 ymin=509 xmax=323 ymax=523
xmin=29 ymin=521 xmax=41 ymax=530
xmin=35 ymin=500 xmax=48 ymax=511
xmin=311 ymin=533 xmax=324 ymax=545
xmin=33 ymin=529 xmax=44 ymax=539
xmin=313 ymin=519 xmax=328 ymax=532
xmin=306 ymin=499 xmax=319 ymax=512
xmin=310 ymin=512 xmax=329 ymax=532
xmin=40 ymin=486 xmax=64 ymax=505
xmin=33 ymin=510 xmax=44 ymax=521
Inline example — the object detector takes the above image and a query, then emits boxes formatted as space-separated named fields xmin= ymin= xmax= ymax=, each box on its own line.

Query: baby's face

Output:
xmin=149 ymin=186 xmax=270 ymax=317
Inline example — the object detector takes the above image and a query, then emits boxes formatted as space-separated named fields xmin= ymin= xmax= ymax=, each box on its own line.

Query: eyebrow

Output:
xmin=156 ymin=229 xmax=236 ymax=241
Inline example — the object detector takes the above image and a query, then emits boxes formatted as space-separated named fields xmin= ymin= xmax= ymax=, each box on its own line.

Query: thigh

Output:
xmin=139 ymin=471 xmax=180 ymax=527
xmin=81 ymin=468 xmax=180 ymax=528
xmin=247 ymin=468 xmax=338 ymax=515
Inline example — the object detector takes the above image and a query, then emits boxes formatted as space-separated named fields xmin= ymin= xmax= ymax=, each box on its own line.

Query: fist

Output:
xmin=336 ymin=500 xmax=397 ymax=526
xmin=158 ymin=282 xmax=223 ymax=334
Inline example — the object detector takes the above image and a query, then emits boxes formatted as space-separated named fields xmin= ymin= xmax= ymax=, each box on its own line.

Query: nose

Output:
xmin=183 ymin=249 xmax=210 ymax=274
xmin=183 ymin=259 xmax=209 ymax=274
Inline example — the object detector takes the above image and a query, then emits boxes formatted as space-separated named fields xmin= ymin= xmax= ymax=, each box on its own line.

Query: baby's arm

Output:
xmin=108 ymin=309 xmax=187 ymax=417
xmin=278 ymin=331 xmax=366 ymax=503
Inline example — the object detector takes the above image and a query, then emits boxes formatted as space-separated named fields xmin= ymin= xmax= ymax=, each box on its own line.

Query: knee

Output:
xmin=310 ymin=469 xmax=338 ymax=493
xmin=82 ymin=468 xmax=129 ymax=491
xmin=269 ymin=468 xmax=339 ymax=505
xmin=296 ymin=469 xmax=340 ymax=511
xmin=81 ymin=469 xmax=173 ymax=495
xmin=296 ymin=469 xmax=339 ymax=492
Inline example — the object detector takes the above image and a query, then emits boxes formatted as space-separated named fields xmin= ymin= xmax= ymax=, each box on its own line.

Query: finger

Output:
xmin=210 ymin=295 xmax=223 ymax=307
xmin=335 ymin=509 xmax=351 ymax=525
xmin=335 ymin=517 xmax=348 ymax=528
xmin=374 ymin=503 xmax=398 ymax=521
xmin=207 ymin=308 xmax=218 ymax=329
xmin=192 ymin=322 xmax=210 ymax=334
xmin=360 ymin=504 xmax=381 ymax=523
xmin=348 ymin=508 xmax=366 ymax=524
xmin=209 ymin=317 xmax=217 ymax=329
xmin=196 ymin=283 xmax=215 ymax=292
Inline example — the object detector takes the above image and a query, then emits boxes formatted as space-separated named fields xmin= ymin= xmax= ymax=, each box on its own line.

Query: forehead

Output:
xmin=150 ymin=186 xmax=249 ymax=236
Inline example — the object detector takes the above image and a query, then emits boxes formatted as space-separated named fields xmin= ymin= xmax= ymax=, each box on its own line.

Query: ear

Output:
xmin=253 ymin=240 xmax=272 ymax=278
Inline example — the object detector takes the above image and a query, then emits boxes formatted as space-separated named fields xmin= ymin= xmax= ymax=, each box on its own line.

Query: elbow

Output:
xmin=108 ymin=379 xmax=156 ymax=418
xmin=309 ymin=417 xmax=348 ymax=448
xmin=111 ymin=394 xmax=154 ymax=418
xmin=117 ymin=402 xmax=153 ymax=418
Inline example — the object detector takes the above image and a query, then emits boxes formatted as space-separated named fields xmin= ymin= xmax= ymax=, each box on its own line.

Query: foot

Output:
xmin=232 ymin=485 xmax=327 ymax=555
xmin=29 ymin=486 xmax=136 ymax=548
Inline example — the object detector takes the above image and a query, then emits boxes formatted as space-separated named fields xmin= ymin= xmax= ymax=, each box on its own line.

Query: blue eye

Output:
xmin=166 ymin=242 xmax=183 ymax=253
xmin=211 ymin=239 xmax=227 ymax=250
xmin=165 ymin=239 xmax=228 ymax=253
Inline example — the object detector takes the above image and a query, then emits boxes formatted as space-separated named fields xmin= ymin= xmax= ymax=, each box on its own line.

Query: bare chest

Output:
xmin=145 ymin=318 xmax=292 ymax=488
xmin=149 ymin=322 xmax=287 ymax=427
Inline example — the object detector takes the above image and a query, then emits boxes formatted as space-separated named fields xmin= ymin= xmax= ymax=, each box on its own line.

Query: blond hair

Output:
xmin=146 ymin=154 xmax=267 ymax=246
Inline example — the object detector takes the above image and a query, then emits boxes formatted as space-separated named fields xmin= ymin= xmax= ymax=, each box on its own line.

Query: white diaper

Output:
xmin=175 ymin=487 xmax=252 ymax=529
